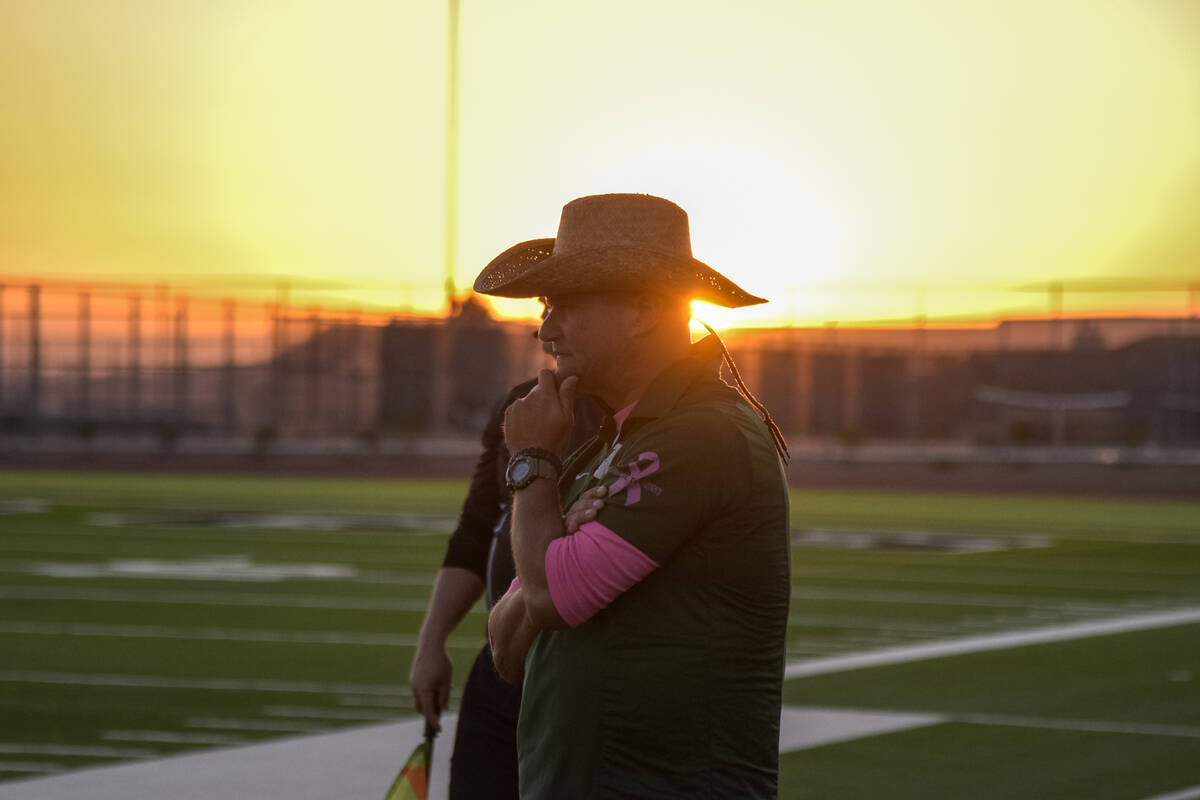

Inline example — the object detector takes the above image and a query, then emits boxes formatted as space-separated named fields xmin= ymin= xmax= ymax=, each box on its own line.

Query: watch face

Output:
xmin=510 ymin=460 xmax=532 ymax=482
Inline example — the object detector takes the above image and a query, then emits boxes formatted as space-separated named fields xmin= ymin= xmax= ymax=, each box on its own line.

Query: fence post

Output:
xmin=1049 ymin=282 xmax=1064 ymax=350
xmin=28 ymin=284 xmax=41 ymax=429
xmin=222 ymin=298 xmax=237 ymax=435
xmin=78 ymin=291 xmax=91 ymax=425
xmin=173 ymin=296 xmax=189 ymax=430
xmin=307 ymin=308 xmax=320 ymax=434
xmin=346 ymin=311 xmax=361 ymax=436
xmin=0 ymin=283 xmax=5 ymax=415
xmin=909 ymin=315 xmax=925 ymax=440
xmin=155 ymin=284 xmax=169 ymax=425
xmin=128 ymin=293 xmax=141 ymax=427
xmin=271 ymin=282 xmax=290 ymax=434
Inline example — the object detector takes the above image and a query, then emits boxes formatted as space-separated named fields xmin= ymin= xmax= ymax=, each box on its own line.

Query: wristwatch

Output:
xmin=506 ymin=448 xmax=563 ymax=492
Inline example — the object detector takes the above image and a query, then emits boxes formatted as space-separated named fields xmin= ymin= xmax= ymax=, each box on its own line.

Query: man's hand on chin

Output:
xmin=503 ymin=369 xmax=578 ymax=453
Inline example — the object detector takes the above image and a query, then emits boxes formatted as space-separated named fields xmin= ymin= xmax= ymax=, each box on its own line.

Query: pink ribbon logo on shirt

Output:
xmin=608 ymin=451 xmax=660 ymax=506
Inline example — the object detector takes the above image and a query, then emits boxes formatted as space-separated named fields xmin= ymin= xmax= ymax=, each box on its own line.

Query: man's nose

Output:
xmin=538 ymin=316 xmax=561 ymax=342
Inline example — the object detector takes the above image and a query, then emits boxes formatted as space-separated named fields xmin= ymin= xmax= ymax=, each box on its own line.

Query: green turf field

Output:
xmin=1 ymin=470 xmax=1198 ymax=797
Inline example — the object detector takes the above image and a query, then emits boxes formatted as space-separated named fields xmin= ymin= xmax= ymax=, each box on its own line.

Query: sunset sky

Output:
xmin=2 ymin=0 xmax=1198 ymax=327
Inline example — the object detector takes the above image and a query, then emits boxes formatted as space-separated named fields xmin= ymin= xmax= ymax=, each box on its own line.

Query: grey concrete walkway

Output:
xmin=0 ymin=707 xmax=940 ymax=799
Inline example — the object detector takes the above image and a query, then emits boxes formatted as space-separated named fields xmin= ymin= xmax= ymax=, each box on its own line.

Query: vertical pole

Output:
xmin=155 ymin=284 xmax=169 ymax=424
xmin=1188 ymin=283 xmax=1199 ymax=442
xmin=1163 ymin=318 xmax=1175 ymax=446
xmin=28 ymin=284 xmax=41 ymax=429
xmin=128 ymin=293 xmax=141 ymax=427
xmin=78 ymin=291 xmax=91 ymax=424
xmin=1049 ymin=281 xmax=1063 ymax=350
xmin=332 ymin=314 xmax=346 ymax=434
xmin=222 ymin=298 xmax=237 ymax=434
xmin=443 ymin=0 xmax=460 ymax=311
xmin=272 ymin=281 xmax=290 ymax=433
xmin=799 ymin=342 xmax=813 ymax=438
xmin=173 ymin=296 xmax=189 ymax=429
xmin=910 ymin=286 xmax=926 ymax=440
xmin=307 ymin=307 xmax=320 ymax=433
xmin=348 ymin=314 xmax=355 ymax=438
xmin=0 ymin=283 xmax=5 ymax=415
xmin=845 ymin=346 xmax=861 ymax=442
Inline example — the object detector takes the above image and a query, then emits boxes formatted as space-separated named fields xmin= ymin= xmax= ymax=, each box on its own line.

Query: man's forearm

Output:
xmin=510 ymin=478 xmax=569 ymax=628
xmin=417 ymin=566 xmax=486 ymax=647
xmin=487 ymin=588 xmax=540 ymax=684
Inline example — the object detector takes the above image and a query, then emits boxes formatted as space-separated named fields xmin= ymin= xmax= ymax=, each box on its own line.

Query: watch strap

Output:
xmin=509 ymin=448 xmax=563 ymax=475
xmin=506 ymin=448 xmax=563 ymax=491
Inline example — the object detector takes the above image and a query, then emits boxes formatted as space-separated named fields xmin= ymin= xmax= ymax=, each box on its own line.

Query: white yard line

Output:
xmin=787 ymin=614 xmax=1004 ymax=636
xmin=0 ymin=670 xmax=406 ymax=696
xmin=335 ymin=695 xmax=409 ymax=709
xmin=0 ymin=762 xmax=64 ymax=775
xmin=1138 ymin=785 xmax=1200 ymax=800
xmin=184 ymin=718 xmax=328 ymax=733
xmin=788 ymin=585 xmax=1174 ymax=612
xmin=0 ymin=744 xmax=155 ymax=759
xmin=777 ymin=707 xmax=945 ymax=752
xmin=2 ymin=583 xmax=1186 ymax=620
xmin=786 ymin=606 xmax=1200 ymax=678
xmin=952 ymin=713 xmax=1200 ymax=739
xmin=0 ymin=586 xmax=463 ymax=613
xmin=0 ymin=621 xmax=480 ymax=649
xmin=0 ymin=559 xmax=435 ymax=586
xmin=262 ymin=706 xmax=400 ymax=722
xmin=100 ymin=731 xmax=247 ymax=746
xmin=791 ymin=565 xmax=1200 ymax=594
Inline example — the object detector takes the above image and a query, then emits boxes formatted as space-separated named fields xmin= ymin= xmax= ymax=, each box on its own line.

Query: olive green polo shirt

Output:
xmin=517 ymin=337 xmax=791 ymax=799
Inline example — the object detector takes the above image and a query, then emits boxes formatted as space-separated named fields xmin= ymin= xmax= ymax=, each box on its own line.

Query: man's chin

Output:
xmin=554 ymin=360 xmax=587 ymax=387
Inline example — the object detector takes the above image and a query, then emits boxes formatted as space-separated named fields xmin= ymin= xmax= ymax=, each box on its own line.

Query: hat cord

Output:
xmin=694 ymin=320 xmax=791 ymax=465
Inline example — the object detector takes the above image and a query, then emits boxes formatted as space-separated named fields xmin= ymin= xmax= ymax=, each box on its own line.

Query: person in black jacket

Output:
xmin=409 ymin=339 xmax=603 ymax=800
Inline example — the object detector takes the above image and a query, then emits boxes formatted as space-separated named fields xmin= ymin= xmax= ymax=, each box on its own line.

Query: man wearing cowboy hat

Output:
xmin=483 ymin=193 xmax=790 ymax=798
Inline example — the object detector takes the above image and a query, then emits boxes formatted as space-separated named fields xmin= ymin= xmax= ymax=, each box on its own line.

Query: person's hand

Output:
xmin=563 ymin=485 xmax=607 ymax=533
xmin=409 ymin=642 xmax=452 ymax=734
xmin=504 ymin=370 xmax=578 ymax=454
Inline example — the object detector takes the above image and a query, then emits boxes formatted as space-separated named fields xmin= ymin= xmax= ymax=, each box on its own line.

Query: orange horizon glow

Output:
xmin=3 ymin=276 xmax=1195 ymax=338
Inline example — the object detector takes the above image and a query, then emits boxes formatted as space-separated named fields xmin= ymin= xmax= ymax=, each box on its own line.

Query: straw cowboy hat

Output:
xmin=472 ymin=193 xmax=767 ymax=308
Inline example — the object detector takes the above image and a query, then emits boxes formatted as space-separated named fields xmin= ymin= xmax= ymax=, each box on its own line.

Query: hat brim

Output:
xmin=473 ymin=239 xmax=767 ymax=308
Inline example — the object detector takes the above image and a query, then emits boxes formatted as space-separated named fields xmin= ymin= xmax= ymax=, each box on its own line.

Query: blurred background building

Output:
xmin=1 ymin=280 xmax=1196 ymax=457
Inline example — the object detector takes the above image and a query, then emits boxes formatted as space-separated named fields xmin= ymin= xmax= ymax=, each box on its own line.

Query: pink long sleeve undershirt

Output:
xmin=544 ymin=521 xmax=658 ymax=627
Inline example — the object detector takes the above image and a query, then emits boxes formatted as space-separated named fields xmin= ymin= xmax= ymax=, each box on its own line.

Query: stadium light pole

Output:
xmin=443 ymin=0 xmax=460 ymax=314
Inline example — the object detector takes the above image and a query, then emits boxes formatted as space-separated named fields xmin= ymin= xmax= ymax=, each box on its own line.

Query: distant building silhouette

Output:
xmin=0 ymin=281 xmax=1196 ymax=448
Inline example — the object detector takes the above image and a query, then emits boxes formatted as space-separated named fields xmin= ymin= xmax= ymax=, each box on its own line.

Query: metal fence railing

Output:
xmin=0 ymin=281 xmax=1197 ymax=448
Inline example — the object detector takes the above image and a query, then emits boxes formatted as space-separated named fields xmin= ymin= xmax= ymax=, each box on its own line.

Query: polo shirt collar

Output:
xmin=623 ymin=335 xmax=724 ymax=427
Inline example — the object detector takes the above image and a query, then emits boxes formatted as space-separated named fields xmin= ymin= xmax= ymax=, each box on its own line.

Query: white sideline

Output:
xmin=1138 ymin=785 xmax=1200 ymax=800
xmin=785 ymin=606 xmax=1200 ymax=678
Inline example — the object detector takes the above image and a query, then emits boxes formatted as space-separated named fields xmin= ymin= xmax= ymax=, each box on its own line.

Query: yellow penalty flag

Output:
xmin=382 ymin=740 xmax=430 ymax=800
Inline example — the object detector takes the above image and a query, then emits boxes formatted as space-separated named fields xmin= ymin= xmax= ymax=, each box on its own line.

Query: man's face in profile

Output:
xmin=537 ymin=293 xmax=636 ymax=392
